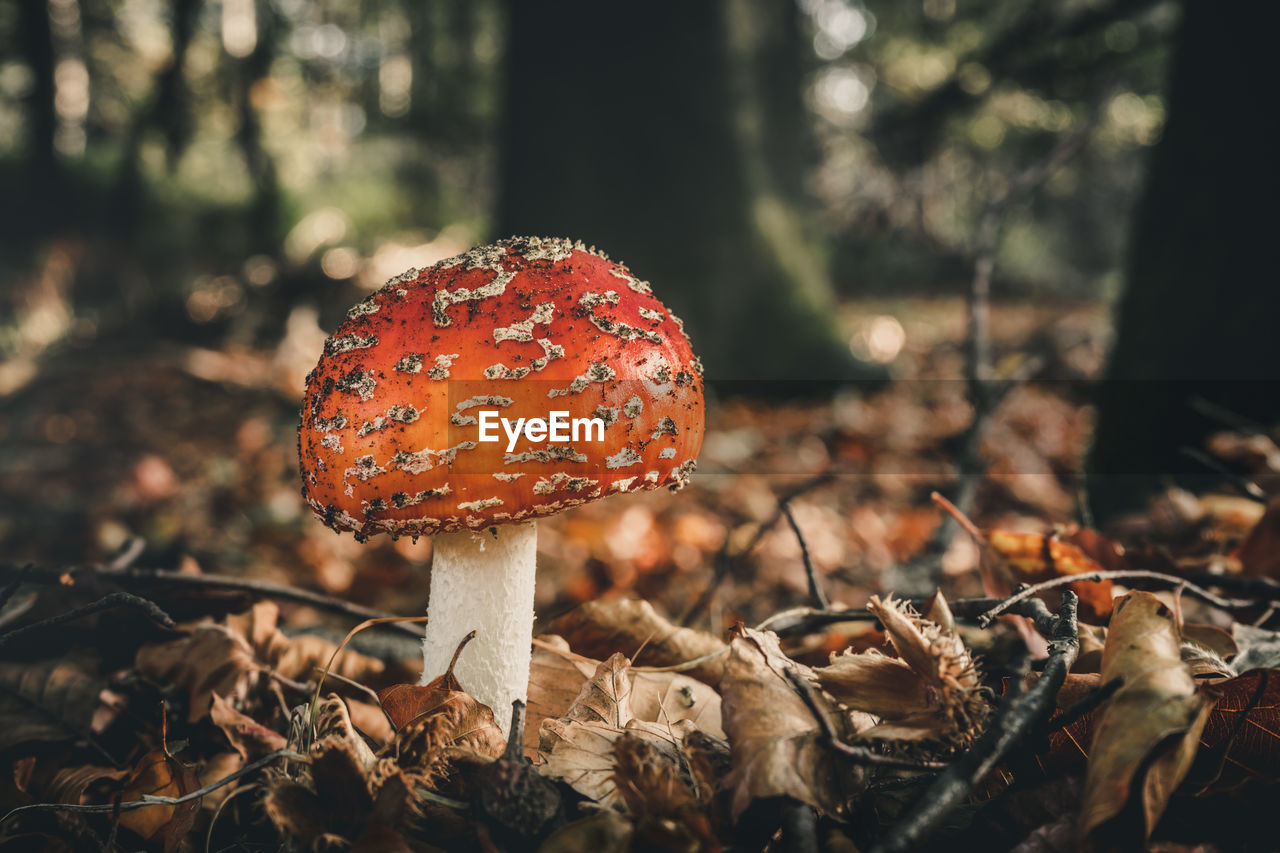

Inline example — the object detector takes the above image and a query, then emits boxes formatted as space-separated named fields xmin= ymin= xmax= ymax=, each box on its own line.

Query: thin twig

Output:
xmin=786 ymin=670 xmax=947 ymax=772
xmin=1 ymin=749 xmax=304 ymax=824
xmin=872 ymin=592 xmax=1081 ymax=853
xmin=681 ymin=472 xmax=835 ymax=626
xmin=900 ymin=115 xmax=1101 ymax=597
xmin=755 ymin=597 xmax=1010 ymax=636
xmin=783 ymin=505 xmax=829 ymax=609
xmin=977 ymin=570 xmax=1262 ymax=627
xmin=0 ymin=592 xmax=175 ymax=649
xmin=0 ymin=562 xmax=423 ymax=639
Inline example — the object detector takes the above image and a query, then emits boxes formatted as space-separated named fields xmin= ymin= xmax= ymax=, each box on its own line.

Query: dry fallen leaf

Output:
xmin=137 ymin=602 xmax=385 ymax=723
xmin=116 ymin=746 xmax=201 ymax=853
xmin=0 ymin=657 xmax=114 ymax=751
xmin=526 ymin=635 xmax=724 ymax=756
xmin=935 ymin=494 xmax=1114 ymax=624
xmin=1080 ymin=591 xmax=1212 ymax=845
xmin=210 ymin=692 xmax=287 ymax=761
xmin=1193 ymin=668 xmax=1280 ymax=791
xmin=377 ymin=641 xmax=505 ymax=801
xmin=562 ymin=652 xmax=632 ymax=728
xmin=548 ymin=599 xmax=727 ymax=686
xmin=537 ymin=654 xmax=703 ymax=808
xmin=720 ymin=627 xmax=863 ymax=819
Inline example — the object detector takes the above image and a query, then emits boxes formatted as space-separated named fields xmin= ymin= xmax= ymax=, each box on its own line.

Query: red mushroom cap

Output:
xmin=299 ymin=237 xmax=705 ymax=540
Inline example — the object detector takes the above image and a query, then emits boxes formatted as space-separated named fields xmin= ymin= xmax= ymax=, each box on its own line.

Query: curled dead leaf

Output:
xmin=720 ymin=627 xmax=863 ymax=820
xmin=137 ymin=602 xmax=385 ymax=723
xmin=116 ymin=747 xmax=201 ymax=853
xmin=1081 ymin=591 xmax=1211 ymax=845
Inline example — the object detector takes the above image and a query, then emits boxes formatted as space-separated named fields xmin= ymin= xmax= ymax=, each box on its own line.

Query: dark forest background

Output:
xmin=2 ymin=0 xmax=1278 ymax=573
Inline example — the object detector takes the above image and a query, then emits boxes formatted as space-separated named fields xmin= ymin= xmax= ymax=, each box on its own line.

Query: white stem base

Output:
xmin=420 ymin=521 xmax=537 ymax=734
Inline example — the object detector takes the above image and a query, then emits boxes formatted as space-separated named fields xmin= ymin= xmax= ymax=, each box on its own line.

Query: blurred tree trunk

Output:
xmin=497 ymin=0 xmax=865 ymax=382
xmin=1090 ymin=1 xmax=1280 ymax=519
xmin=233 ymin=0 xmax=282 ymax=255
xmin=17 ymin=0 xmax=58 ymax=232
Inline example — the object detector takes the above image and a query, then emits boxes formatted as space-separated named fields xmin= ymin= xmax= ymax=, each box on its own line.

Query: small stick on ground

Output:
xmin=872 ymin=592 xmax=1081 ymax=853
xmin=0 ymin=561 xmax=423 ymax=638
xmin=0 ymin=592 xmax=175 ymax=649
xmin=977 ymin=570 xmax=1262 ymax=627
xmin=681 ymin=472 xmax=835 ymax=626
xmin=783 ymin=504 xmax=829 ymax=610
xmin=786 ymin=669 xmax=947 ymax=772
xmin=755 ymin=596 xmax=1011 ymax=636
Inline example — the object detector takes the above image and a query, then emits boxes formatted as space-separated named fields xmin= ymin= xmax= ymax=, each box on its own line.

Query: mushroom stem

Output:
xmin=420 ymin=521 xmax=538 ymax=733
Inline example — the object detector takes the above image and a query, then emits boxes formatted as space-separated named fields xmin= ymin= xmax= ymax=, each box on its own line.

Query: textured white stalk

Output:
xmin=420 ymin=521 xmax=537 ymax=733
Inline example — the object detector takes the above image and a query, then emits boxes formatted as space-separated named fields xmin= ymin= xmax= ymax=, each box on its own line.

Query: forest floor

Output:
xmin=4 ymin=296 xmax=1280 ymax=851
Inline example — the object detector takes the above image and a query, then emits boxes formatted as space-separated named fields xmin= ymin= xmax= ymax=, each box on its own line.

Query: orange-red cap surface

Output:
xmin=299 ymin=237 xmax=704 ymax=540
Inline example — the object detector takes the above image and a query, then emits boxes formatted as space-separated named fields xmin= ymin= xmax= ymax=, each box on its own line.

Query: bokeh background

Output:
xmin=1 ymin=0 xmax=1274 ymax=627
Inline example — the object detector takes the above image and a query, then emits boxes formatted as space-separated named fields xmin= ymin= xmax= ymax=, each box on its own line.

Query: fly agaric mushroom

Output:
xmin=298 ymin=237 xmax=704 ymax=728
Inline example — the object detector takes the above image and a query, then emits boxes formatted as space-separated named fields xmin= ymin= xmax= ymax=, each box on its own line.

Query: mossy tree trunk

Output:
xmin=1090 ymin=1 xmax=1280 ymax=519
xmin=497 ymin=0 xmax=862 ymax=382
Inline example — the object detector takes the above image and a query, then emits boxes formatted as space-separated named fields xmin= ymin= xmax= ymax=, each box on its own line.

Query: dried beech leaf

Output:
xmin=380 ymin=681 xmax=505 ymax=793
xmin=277 ymin=633 xmax=386 ymax=685
xmin=1183 ymin=624 xmax=1239 ymax=662
xmin=526 ymin=637 xmax=723 ymax=756
xmin=982 ymin=529 xmax=1114 ymax=624
xmin=631 ymin=669 xmax=723 ymax=739
xmin=116 ymin=747 xmax=201 ymax=853
xmin=0 ymin=658 xmax=112 ymax=751
xmin=720 ymin=627 xmax=861 ymax=819
xmin=136 ymin=623 xmax=259 ymax=722
xmin=526 ymin=636 xmax=594 ymax=751
xmin=211 ymin=693 xmax=286 ymax=761
xmin=345 ymin=697 xmax=393 ymax=745
xmin=1195 ymin=668 xmax=1280 ymax=791
xmin=378 ymin=637 xmax=476 ymax=732
xmin=936 ymin=496 xmax=1114 ymax=624
xmin=562 ymin=652 xmax=633 ymax=728
xmin=1081 ymin=591 xmax=1211 ymax=844
xmin=138 ymin=603 xmax=386 ymax=724
xmin=548 ymin=599 xmax=727 ymax=686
